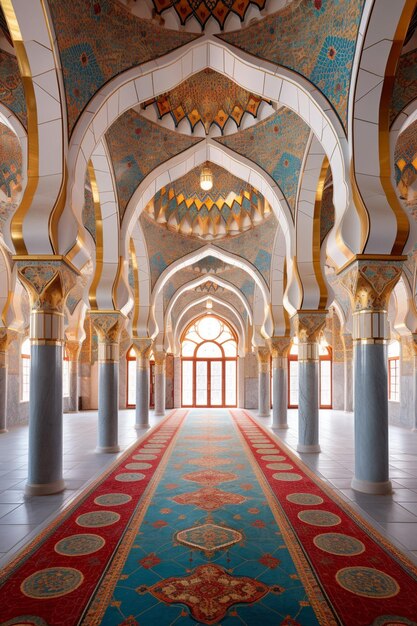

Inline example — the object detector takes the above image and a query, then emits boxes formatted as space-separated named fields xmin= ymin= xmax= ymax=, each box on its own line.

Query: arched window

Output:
xmin=388 ymin=340 xmax=400 ymax=402
xmin=63 ymin=349 xmax=70 ymax=398
xmin=288 ymin=340 xmax=332 ymax=409
xmin=181 ymin=315 xmax=237 ymax=407
xmin=126 ymin=346 xmax=155 ymax=409
xmin=21 ymin=337 xmax=30 ymax=402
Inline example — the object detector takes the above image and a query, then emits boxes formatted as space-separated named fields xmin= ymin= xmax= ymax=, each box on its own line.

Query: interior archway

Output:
xmin=181 ymin=313 xmax=238 ymax=408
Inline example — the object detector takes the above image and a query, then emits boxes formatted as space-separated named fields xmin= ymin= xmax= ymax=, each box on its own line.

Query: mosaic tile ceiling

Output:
xmin=151 ymin=0 xmax=266 ymax=30
xmin=47 ymin=0 xmax=198 ymax=133
xmin=0 ymin=122 xmax=22 ymax=233
xmin=395 ymin=120 xmax=417 ymax=214
xmin=143 ymin=69 xmax=271 ymax=135
xmin=144 ymin=162 xmax=272 ymax=240
xmin=220 ymin=0 xmax=365 ymax=129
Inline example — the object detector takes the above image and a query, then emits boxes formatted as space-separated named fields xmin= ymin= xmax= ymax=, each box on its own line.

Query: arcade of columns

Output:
xmin=0 ymin=0 xmax=416 ymax=502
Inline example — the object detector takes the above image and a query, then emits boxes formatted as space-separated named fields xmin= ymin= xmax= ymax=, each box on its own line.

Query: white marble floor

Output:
xmin=0 ymin=408 xmax=416 ymax=569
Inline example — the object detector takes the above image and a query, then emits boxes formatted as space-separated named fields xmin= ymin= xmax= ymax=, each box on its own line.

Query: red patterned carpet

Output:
xmin=0 ymin=408 xmax=417 ymax=626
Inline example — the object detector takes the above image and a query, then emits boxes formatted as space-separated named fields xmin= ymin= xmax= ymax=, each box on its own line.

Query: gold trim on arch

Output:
xmin=2 ymin=0 xmax=38 ymax=255
xmin=349 ymin=161 xmax=369 ymax=253
xmin=313 ymin=156 xmax=329 ymax=310
xmin=112 ymin=255 xmax=124 ymax=310
xmin=130 ymin=239 xmax=140 ymax=335
xmin=379 ymin=0 xmax=416 ymax=255
xmin=293 ymin=254 xmax=304 ymax=309
xmin=88 ymin=161 xmax=103 ymax=310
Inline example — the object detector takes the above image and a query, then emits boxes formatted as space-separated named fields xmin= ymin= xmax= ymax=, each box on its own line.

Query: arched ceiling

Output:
xmin=144 ymin=161 xmax=272 ymax=240
xmin=150 ymin=0 xmax=266 ymax=30
xmin=142 ymin=68 xmax=273 ymax=135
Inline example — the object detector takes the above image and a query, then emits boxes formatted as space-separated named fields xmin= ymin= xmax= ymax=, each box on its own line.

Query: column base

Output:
xmin=272 ymin=423 xmax=289 ymax=430
xmin=154 ymin=412 xmax=165 ymax=417
xmin=95 ymin=445 xmax=120 ymax=453
xmin=135 ymin=423 xmax=150 ymax=430
xmin=258 ymin=412 xmax=271 ymax=418
xmin=297 ymin=443 xmax=321 ymax=453
xmin=0 ymin=428 xmax=8 ymax=433
xmin=25 ymin=479 xmax=65 ymax=496
xmin=351 ymin=477 xmax=392 ymax=495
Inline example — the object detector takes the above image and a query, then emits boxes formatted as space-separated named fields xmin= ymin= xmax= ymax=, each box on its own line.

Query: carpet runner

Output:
xmin=0 ymin=408 xmax=417 ymax=626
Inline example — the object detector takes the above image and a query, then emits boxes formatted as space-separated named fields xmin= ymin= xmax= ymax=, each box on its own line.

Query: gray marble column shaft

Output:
xmin=297 ymin=354 xmax=321 ymax=453
xmin=154 ymin=367 xmax=166 ymax=416
xmin=135 ymin=359 xmax=149 ymax=428
xmin=27 ymin=344 xmax=65 ymax=495
xmin=173 ymin=356 xmax=181 ymax=408
xmin=413 ymin=355 xmax=417 ymax=431
xmin=272 ymin=357 xmax=288 ymax=428
xmin=258 ymin=371 xmax=270 ymax=417
xmin=352 ymin=342 xmax=391 ymax=493
xmin=97 ymin=360 xmax=120 ymax=452
xmin=344 ymin=357 xmax=353 ymax=412
xmin=0 ymin=353 xmax=7 ymax=432
xmin=68 ymin=359 xmax=79 ymax=412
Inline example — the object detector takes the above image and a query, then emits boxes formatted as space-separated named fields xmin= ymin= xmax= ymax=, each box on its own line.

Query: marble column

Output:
xmin=342 ymin=333 xmax=354 ymax=412
xmin=257 ymin=347 xmax=271 ymax=417
xmin=173 ymin=356 xmax=181 ymax=408
xmin=0 ymin=329 xmax=13 ymax=433
xmin=293 ymin=311 xmax=327 ymax=453
xmin=17 ymin=260 xmax=77 ymax=495
xmin=270 ymin=337 xmax=291 ymax=429
xmin=65 ymin=340 xmax=81 ymax=412
xmin=133 ymin=338 xmax=152 ymax=429
xmin=238 ymin=355 xmax=245 ymax=408
xmin=154 ymin=350 xmax=166 ymax=417
xmin=339 ymin=258 xmax=403 ymax=494
xmin=91 ymin=312 xmax=125 ymax=453
xmin=413 ymin=339 xmax=417 ymax=431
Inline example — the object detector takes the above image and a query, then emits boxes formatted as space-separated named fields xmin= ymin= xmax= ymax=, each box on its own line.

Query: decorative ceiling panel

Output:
xmin=0 ymin=50 xmax=26 ymax=128
xmin=218 ymin=108 xmax=309 ymax=214
xmin=395 ymin=121 xmax=417 ymax=215
xmin=151 ymin=0 xmax=266 ymax=30
xmin=0 ymin=122 xmax=22 ymax=235
xmin=106 ymin=110 xmax=202 ymax=221
xmin=143 ymin=69 xmax=271 ymax=135
xmin=391 ymin=49 xmax=417 ymax=126
xmin=47 ymin=0 xmax=199 ymax=134
xmin=145 ymin=162 xmax=272 ymax=241
xmin=220 ymin=0 xmax=365 ymax=129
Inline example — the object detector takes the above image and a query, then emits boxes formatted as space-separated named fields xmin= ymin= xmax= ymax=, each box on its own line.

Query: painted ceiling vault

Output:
xmin=143 ymin=69 xmax=272 ymax=135
xmin=151 ymin=0 xmax=266 ymax=30
xmin=144 ymin=162 xmax=272 ymax=240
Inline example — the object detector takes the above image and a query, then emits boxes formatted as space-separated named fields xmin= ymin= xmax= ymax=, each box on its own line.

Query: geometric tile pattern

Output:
xmin=146 ymin=162 xmax=272 ymax=240
xmin=221 ymin=0 xmax=365 ymax=128
xmin=0 ymin=49 xmax=27 ymax=128
xmin=218 ymin=108 xmax=310 ymax=213
xmin=390 ymin=49 xmax=417 ymax=125
xmin=143 ymin=69 xmax=270 ymax=135
xmin=0 ymin=122 xmax=22 ymax=232
xmin=151 ymin=0 xmax=266 ymax=30
xmin=47 ymin=0 xmax=198 ymax=133
xmin=106 ymin=110 xmax=202 ymax=221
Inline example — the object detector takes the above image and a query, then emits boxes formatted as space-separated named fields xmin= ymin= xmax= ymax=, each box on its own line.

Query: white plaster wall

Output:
xmin=332 ymin=362 xmax=344 ymax=411
xmin=244 ymin=352 xmax=258 ymax=410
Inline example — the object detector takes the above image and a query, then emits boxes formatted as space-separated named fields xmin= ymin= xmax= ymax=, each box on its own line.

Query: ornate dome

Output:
xmin=142 ymin=69 xmax=273 ymax=136
xmin=144 ymin=162 xmax=272 ymax=240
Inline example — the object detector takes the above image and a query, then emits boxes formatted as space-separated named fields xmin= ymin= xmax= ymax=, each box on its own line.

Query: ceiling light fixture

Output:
xmin=200 ymin=166 xmax=213 ymax=191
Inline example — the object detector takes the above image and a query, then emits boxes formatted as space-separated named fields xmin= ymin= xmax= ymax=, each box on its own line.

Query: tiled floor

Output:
xmin=0 ymin=408 xmax=416 ymax=569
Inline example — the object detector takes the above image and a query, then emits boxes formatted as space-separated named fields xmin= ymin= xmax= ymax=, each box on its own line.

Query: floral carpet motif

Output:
xmin=145 ymin=563 xmax=272 ymax=624
xmin=172 ymin=486 xmax=246 ymax=511
xmin=2 ymin=409 xmax=417 ymax=626
xmin=175 ymin=522 xmax=243 ymax=556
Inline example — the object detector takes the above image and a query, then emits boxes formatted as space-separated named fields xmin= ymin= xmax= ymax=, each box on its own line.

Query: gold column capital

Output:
xmin=291 ymin=310 xmax=328 ymax=343
xmin=256 ymin=346 xmax=270 ymax=373
xmin=17 ymin=259 xmax=78 ymax=344
xmin=0 ymin=328 xmax=19 ymax=352
xmin=132 ymin=337 xmax=153 ymax=359
xmin=268 ymin=336 xmax=291 ymax=358
xmin=338 ymin=258 xmax=403 ymax=342
xmin=91 ymin=311 xmax=125 ymax=362
xmin=65 ymin=339 xmax=82 ymax=361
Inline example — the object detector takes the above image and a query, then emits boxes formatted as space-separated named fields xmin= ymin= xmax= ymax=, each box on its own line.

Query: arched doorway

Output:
xmin=181 ymin=314 xmax=237 ymax=408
